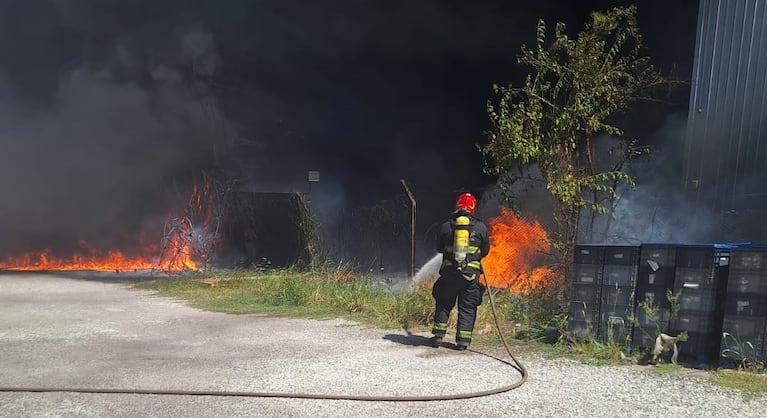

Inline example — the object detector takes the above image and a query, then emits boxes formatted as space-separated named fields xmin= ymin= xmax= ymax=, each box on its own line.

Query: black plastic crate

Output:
xmin=720 ymin=315 xmax=766 ymax=366
xmin=574 ymin=245 xmax=605 ymax=265
xmin=601 ymin=323 xmax=632 ymax=346
xmin=672 ymin=312 xmax=714 ymax=334
xmin=601 ymin=303 xmax=634 ymax=319
xmin=715 ymin=250 xmax=731 ymax=268
xmin=633 ymin=307 xmax=671 ymax=329
xmin=724 ymin=294 xmax=767 ymax=317
xmin=677 ymin=289 xmax=717 ymax=312
xmin=571 ymin=283 xmax=601 ymax=306
xmin=600 ymin=316 xmax=631 ymax=340
xmin=675 ymin=245 xmax=715 ymax=269
xmin=721 ymin=335 xmax=765 ymax=367
xmin=673 ymin=267 xmax=717 ymax=292
xmin=721 ymin=315 xmax=767 ymax=339
xmin=568 ymin=319 xmax=597 ymax=341
xmin=603 ymin=246 xmax=640 ymax=266
xmin=640 ymin=245 xmax=677 ymax=268
xmin=572 ymin=264 xmax=602 ymax=285
xmin=602 ymin=265 xmax=638 ymax=287
xmin=638 ymin=266 xmax=675 ymax=288
xmin=599 ymin=311 xmax=633 ymax=345
xmin=600 ymin=285 xmax=635 ymax=309
xmin=677 ymin=331 xmax=721 ymax=366
xmin=727 ymin=270 xmax=767 ymax=295
xmin=568 ymin=301 xmax=600 ymax=341
xmin=568 ymin=300 xmax=599 ymax=322
xmin=729 ymin=249 xmax=767 ymax=271
xmin=635 ymin=286 xmax=672 ymax=309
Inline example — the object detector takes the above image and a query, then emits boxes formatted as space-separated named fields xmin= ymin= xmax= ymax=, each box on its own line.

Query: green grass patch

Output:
xmin=569 ymin=340 xmax=627 ymax=364
xmin=135 ymin=267 xmax=540 ymax=344
xmin=711 ymin=370 xmax=767 ymax=396
xmin=135 ymin=268 xmax=436 ymax=329
xmin=652 ymin=363 xmax=681 ymax=375
xmin=136 ymin=268 xmax=598 ymax=362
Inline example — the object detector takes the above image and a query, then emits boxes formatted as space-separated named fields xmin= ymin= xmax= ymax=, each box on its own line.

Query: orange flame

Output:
xmin=482 ymin=207 xmax=558 ymax=293
xmin=0 ymin=242 xmax=166 ymax=272
xmin=158 ymin=180 xmax=218 ymax=271
xmin=0 ymin=179 xmax=217 ymax=273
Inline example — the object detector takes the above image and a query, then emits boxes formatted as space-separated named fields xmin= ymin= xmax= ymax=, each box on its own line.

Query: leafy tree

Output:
xmin=481 ymin=6 xmax=667 ymax=256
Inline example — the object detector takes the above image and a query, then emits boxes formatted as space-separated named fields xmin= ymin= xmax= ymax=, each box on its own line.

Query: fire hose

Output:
xmin=0 ymin=271 xmax=527 ymax=401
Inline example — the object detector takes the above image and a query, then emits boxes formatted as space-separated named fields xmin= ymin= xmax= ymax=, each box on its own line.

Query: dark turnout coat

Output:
xmin=436 ymin=209 xmax=490 ymax=278
xmin=431 ymin=209 xmax=491 ymax=347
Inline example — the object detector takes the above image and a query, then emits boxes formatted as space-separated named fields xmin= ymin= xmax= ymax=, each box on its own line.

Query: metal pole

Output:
xmin=400 ymin=179 xmax=416 ymax=278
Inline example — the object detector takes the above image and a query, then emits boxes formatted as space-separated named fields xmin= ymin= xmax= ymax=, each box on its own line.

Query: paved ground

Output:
xmin=0 ymin=273 xmax=522 ymax=417
xmin=0 ymin=273 xmax=764 ymax=418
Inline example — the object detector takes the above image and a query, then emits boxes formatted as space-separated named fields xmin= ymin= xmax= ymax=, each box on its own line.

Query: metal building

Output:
xmin=683 ymin=0 xmax=767 ymax=215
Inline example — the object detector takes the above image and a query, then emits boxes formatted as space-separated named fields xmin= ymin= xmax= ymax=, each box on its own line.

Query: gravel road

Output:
xmin=0 ymin=273 xmax=764 ymax=417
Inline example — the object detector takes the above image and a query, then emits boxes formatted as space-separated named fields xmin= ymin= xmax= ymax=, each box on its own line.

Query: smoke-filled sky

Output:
xmin=0 ymin=0 xmax=699 ymax=255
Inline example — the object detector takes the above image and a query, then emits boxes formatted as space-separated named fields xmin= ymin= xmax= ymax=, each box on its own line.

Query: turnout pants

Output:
xmin=431 ymin=271 xmax=485 ymax=346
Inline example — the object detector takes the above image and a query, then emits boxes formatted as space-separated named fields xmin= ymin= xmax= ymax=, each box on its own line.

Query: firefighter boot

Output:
xmin=430 ymin=336 xmax=443 ymax=348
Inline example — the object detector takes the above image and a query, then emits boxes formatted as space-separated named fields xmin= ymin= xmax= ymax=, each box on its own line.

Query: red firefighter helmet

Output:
xmin=454 ymin=193 xmax=477 ymax=214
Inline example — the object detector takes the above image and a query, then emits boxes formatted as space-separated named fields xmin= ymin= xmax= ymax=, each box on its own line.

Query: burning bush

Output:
xmin=482 ymin=207 xmax=562 ymax=293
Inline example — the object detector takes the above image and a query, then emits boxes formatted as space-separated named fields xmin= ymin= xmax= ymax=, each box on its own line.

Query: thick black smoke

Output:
xmin=0 ymin=2 xmax=231 ymax=254
xmin=0 ymin=0 xmax=700 ymax=262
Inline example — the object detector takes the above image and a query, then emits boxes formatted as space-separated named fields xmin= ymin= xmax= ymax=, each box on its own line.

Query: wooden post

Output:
xmin=400 ymin=179 xmax=416 ymax=278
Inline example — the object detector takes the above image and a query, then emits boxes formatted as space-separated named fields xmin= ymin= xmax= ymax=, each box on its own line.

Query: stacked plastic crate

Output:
xmin=631 ymin=244 xmax=678 ymax=353
xmin=670 ymin=245 xmax=729 ymax=366
xmin=720 ymin=248 xmax=767 ymax=367
xmin=568 ymin=245 xmax=604 ymax=341
xmin=599 ymin=246 xmax=639 ymax=346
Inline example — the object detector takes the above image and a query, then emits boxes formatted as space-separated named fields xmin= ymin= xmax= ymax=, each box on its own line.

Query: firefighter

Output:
xmin=430 ymin=192 xmax=490 ymax=350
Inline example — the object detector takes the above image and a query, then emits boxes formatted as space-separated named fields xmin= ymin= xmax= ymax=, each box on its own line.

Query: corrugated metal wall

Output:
xmin=684 ymin=0 xmax=767 ymax=211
